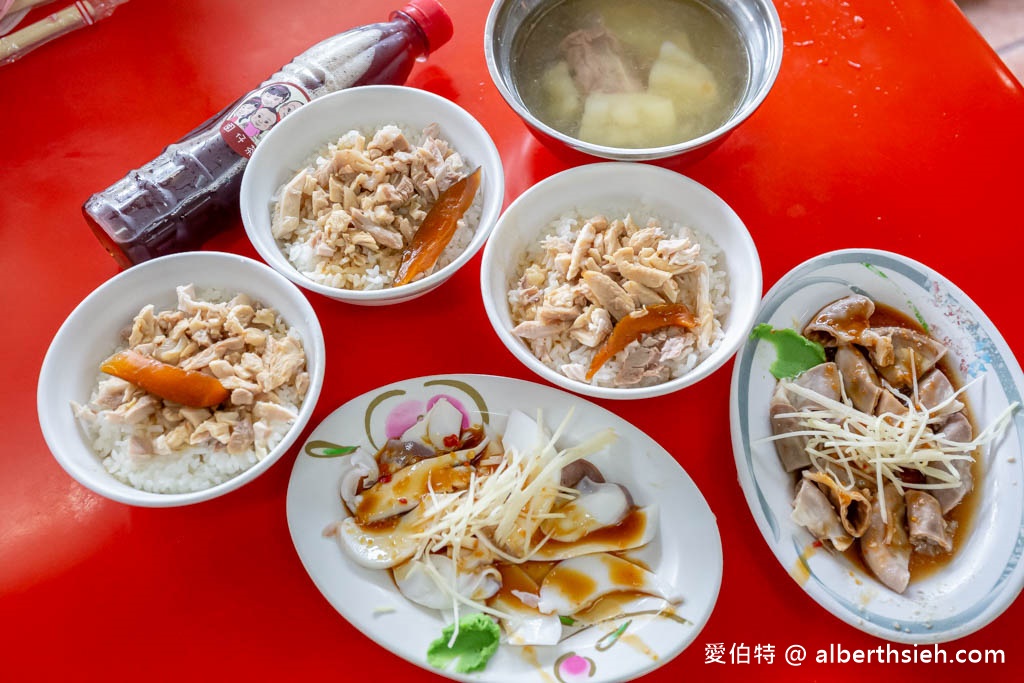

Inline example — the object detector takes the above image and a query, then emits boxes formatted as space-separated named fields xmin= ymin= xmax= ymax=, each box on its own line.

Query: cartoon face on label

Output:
xmin=250 ymin=107 xmax=278 ymax=132
xmin=278 ymin=100 xmax=303 ymax=118
xmin=219 ymin=82 xmax=310 ymax=158
xmin=260 ymin=84 xmax=290 ymax=109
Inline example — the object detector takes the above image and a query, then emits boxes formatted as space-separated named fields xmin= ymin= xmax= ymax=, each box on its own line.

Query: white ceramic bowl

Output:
xmin=240 ymin=85 xmax=505 ymax=306
xmin=730 ymin=249 xmax=1024 ymax=642
xmin=37 ymin=252 xmax=326 ymax=507
xmin=481 ymin=162 xmax=761 ymax=400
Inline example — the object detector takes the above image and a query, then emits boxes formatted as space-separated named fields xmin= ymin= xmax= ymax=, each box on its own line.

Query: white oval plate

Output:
xmin=287 ymin=374 xmax=721 ymax=681
xmin=730 ymin=249 xmax=1024 ymax=643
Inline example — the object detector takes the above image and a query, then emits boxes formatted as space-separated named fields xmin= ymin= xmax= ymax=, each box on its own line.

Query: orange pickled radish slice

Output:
xmin=586 ymin=303 xmax=696 ymax=381
xmin=100 ymin=350 xmax=229 ymax=408
xmin=394 ymin=167 xmax=481 ymax=286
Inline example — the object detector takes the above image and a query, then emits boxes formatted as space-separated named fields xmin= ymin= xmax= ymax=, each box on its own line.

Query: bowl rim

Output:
xmin=36 ymin=251 xmax=326 ymax=507
xmin=482 ymin=0 xmax=785 ymax=161
xmin=480 ymin=161 xmax=761 ymax=400
xmin=239 ymin=85 xmax=505 ymax=303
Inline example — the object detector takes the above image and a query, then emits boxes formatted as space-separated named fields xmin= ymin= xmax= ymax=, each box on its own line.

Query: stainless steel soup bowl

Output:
xmin=484 ymin=0 xmax=783 ymax=162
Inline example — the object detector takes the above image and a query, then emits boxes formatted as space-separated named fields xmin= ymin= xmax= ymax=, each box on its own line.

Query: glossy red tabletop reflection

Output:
xmin=2 ymin=0 xmax=1022 ymax=680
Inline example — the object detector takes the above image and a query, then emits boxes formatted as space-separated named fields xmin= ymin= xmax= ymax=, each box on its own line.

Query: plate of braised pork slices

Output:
xmin=731 ymin=249 xmax=1024 ymax=643
xmin=287 ymin=374 xmax=721 ymax=682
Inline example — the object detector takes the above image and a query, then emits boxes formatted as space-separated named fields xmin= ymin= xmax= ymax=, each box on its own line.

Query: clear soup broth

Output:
xmin=511 ymin=0 xmax=749 ymax=149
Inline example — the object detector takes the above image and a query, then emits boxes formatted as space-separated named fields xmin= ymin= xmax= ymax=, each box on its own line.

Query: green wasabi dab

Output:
xmin=426 ymin=613 xmax=501 ymax=674
xmin=750 ymin=323 xmax=826 ymax=379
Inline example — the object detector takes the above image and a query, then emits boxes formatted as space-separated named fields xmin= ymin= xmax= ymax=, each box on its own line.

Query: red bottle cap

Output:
xmin=397 ymin=0 xmax=454 ymax=53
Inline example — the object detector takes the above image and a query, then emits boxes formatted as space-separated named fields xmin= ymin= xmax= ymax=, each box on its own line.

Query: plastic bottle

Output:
xmin=83 ymin=0 xmax=453 ymax=267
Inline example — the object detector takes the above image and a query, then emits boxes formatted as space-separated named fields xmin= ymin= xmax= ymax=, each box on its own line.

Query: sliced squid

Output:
xmin=536 ymin=553 xmax=680 ymax=615
xmin=492 ymin=410 xmax=563 ymax=556
xmin=529 ymin=505 xmax=658 ymax=561
xmin=489 ymin=564 xmax=562 ymax=646
xmin=393 ymin=555 xmax=501 ymax=610
xmin=540 ymin=477 xmax=631 ymax=542
xmin=353 ymin=444 xmax=479 ymax=524
xmin=337 ymin=447 xmax=380 ymax=512
xmin=560 ymin=459 xmax=606 ymax=487
xmin=333 ymin=502 xmax=436 ymax=569
xmin=399 ymin=397 xmax=465 ymax=451
xmin=499 ymin=409 xmax=546 ymax=458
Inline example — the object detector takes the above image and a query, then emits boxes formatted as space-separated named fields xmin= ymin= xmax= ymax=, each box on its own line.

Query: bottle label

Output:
xmin=219 ymin=82 xmax=311 ymax=158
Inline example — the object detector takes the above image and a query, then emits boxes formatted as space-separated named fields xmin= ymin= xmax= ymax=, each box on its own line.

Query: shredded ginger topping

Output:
xmin=401 ymin=409 xmax=617 ymax=645
xmin=764 ymin=375 xmax=1018 ymax=522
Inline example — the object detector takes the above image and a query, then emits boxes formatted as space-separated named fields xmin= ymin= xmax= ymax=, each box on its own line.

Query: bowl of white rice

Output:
xmin=481 ymin=162 xmax=761 ymax=400
xmin=240 ymin=85 xmax=505 ymax=306
xmin=37 ymin=252 xmax=326 ymax=507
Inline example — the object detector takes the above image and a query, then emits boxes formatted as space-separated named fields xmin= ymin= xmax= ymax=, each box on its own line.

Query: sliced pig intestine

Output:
xmin=791 ymin=478 xmax=854 ymax=552
xmin=905 ymin=490 xmax=954 ymax=555
xmin=926 ymin=412 xmax=975 ymax=514
xmin=802 ymin=470 xmax=872 ymax=538
xmin=835 ymin=344 xmax=883 ymax=414
xmin=802 ymin=295 xmax=875 ymax=347
xmin=866 ymin=326 xmax=947 ymax=389
xmin=789 ymin=363 xmax=841 ymax=410
xmin=875 ymin=389 xmax=909 ymax=417
xmin=769 ymin=363 xmax=841 ymax=472
xmin=861 ymin=483 xmax=911 ymax=593
xmin=770 ymin=383 xmax=813 ymax=472
xmin=916 ymin=369 xmax=964 ymax=416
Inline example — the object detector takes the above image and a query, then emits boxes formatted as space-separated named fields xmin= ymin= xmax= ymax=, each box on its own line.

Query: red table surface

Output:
xmin=2 ymin=0 xmax=1022 ymax=680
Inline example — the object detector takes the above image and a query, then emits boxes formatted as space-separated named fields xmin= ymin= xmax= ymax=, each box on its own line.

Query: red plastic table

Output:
xmin=2 ymin=0 xmax=1022 ymax=681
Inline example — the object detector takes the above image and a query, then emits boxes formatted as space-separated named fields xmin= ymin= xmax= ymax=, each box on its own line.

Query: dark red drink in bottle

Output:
xmin=83 ymin=0 xmax=453 ymax=268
